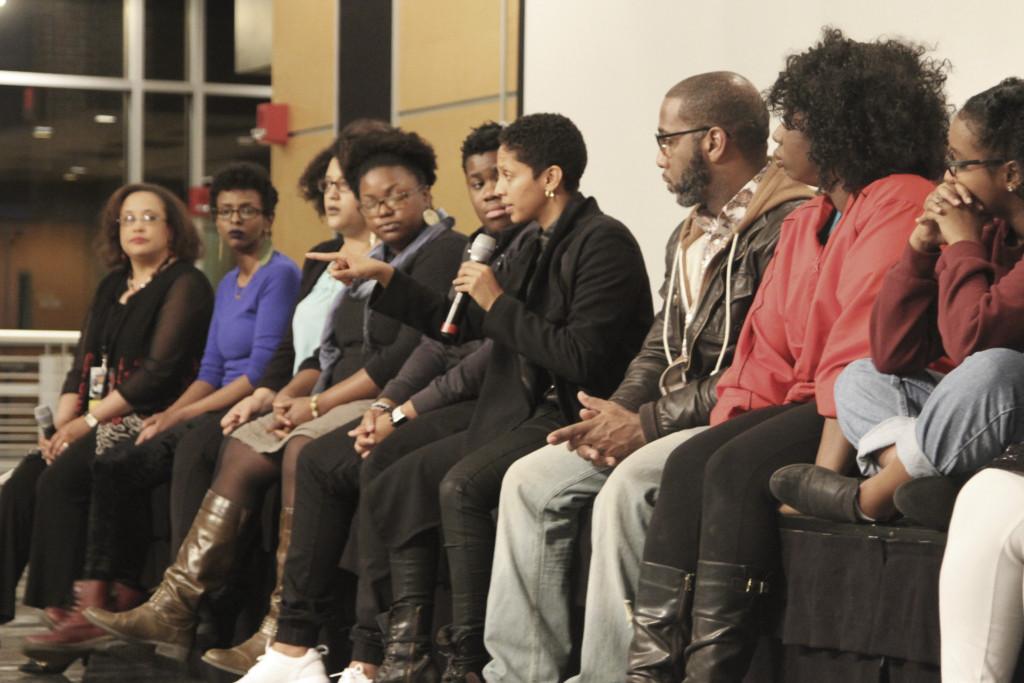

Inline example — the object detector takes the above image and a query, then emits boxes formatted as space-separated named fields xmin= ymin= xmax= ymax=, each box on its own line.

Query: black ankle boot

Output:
xmin=376 ymin=603 xmax=440 ymax=683
xmin=682 ymin=560 xmax=770 ymax=682
xmin=625 ymin=561 xmax=695 ymax=682
xmin=436 ymin=625 xmax=485 ymax=682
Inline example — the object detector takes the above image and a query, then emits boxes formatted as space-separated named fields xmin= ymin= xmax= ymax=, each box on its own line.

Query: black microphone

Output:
xmin=34 ymin=405 xmax=56 ymax=439
xmin=441 ymin=233 xmax=497 ymax=340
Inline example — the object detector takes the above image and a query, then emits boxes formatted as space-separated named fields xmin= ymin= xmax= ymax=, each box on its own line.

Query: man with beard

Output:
xmin=481 ymin=72 xmax=813 ymax=683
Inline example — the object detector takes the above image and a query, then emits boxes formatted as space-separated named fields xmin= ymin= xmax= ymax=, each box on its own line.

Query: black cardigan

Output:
xmin=373 ymin=194 xmax=653 ymax=450
xmin=62 ymin=260 xmax=214 ymax=416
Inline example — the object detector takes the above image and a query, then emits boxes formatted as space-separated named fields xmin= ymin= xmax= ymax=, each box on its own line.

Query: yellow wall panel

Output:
xmin=398 ymin=102 xmax=508 ymax=235
xmin=271 ymin=0 xmax=337 ymax=264
xmin=396 ymin=0 xmax=505 ymax=112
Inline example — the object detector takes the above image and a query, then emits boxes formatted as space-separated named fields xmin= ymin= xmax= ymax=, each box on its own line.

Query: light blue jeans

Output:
xmin=482 ymin=427 xmax=706 ymax=683
xmin=835 ymin=349 xmax=1024 ymax=478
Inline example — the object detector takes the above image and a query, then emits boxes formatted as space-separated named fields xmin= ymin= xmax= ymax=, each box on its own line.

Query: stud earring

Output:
xmin=544 ymin=189 xmax=555 ymax=199
xmin=1008 ymin=183 xmax=1020 ymax=193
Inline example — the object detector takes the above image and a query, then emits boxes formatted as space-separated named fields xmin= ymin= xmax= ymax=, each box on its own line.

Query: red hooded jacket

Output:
xmin=711 ymin=174 xmax=934 ymax=424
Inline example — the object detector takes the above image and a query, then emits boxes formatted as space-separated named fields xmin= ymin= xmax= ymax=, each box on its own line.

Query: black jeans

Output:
xmin=350 ymin=401 xmax=478 ymax=662
xmin=643 ymin=402 xmax=823 ymax=574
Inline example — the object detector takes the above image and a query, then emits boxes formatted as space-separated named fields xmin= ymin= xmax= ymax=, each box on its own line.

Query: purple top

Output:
xmin=197 ymin=251 xmax=301 ymax=387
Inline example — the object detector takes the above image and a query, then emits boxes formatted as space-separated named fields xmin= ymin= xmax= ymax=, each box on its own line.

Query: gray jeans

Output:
xmin=483 ymin=427 xmax=706 ymax=683
xmin=836 ymin=349 xmax=1024 ymax=478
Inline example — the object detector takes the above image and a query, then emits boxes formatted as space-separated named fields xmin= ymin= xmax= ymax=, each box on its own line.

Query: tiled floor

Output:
xmin=0 ymin=603 xmax=204 ymax=683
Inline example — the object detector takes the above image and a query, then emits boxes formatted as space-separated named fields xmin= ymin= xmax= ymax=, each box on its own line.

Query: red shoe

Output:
xmin=23 ymin=580 xmax=112 ymax=657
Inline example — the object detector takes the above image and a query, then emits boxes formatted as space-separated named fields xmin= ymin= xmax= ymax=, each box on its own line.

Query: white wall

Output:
xmin=522 ymin=0 xmax=1024 ymax=292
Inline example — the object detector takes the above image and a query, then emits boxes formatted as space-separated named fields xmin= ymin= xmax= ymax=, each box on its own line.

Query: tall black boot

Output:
xmin=682 ymin=560 xmax=770 ymax=683
xmin=436 ymin=624 xmax=485 ymax=683
xmin=625 ymin=561 xmax=695 ymax=682
xmin=376 ymin=541 xmax=440 ymax=683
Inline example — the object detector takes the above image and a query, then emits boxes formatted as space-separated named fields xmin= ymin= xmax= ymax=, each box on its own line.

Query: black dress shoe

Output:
xmin=769 ymin=464 xmax=861 ymax=523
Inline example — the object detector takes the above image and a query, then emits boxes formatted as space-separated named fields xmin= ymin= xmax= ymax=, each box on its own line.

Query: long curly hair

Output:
xmin=960 ymin=78 xmax=1024 ymax=200
xmin=766 ymin=27 xmax=950 ymax=191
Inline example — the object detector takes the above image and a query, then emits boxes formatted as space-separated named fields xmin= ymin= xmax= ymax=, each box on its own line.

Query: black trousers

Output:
xmin=0 ymin=431 xmax=98 ymax=616
xmin=365 ymin=402 xmax=564 ymax=635
xmin=348 ymin=401 xmax=478 ymax=661
xmin=83 ymin=410 xmax=230 ymax=584
xmin=169 ymin=411 xmax=227 ymax=552
xmin=643 ymin=402 xmax=823 ymax=574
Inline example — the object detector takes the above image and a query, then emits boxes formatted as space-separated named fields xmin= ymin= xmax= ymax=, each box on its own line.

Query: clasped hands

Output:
xmin=547 ymin=391 xmax=646 ymax=468
xmin=911 ymin=177 xmax=988 ymax=253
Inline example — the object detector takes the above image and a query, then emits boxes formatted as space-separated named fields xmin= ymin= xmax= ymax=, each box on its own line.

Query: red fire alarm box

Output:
xmin=255 ymin=102 xmax=289 ymax=145
xmin=189 ymin=185 xmax=210 ymax=217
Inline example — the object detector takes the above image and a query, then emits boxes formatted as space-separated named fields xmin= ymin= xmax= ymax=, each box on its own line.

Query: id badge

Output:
xmin=88 ymin=359 xmax=108 ymax=411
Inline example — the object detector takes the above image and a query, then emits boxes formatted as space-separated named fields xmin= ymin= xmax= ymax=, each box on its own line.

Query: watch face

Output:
xmin=391 ymin=406 xmax=406 ymax=426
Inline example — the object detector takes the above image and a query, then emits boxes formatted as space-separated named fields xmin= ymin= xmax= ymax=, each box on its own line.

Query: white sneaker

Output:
xmin=330 ymin=664 xmax=374 ymax=683
xmin=235 ymin=645 xmax=330 ymax=683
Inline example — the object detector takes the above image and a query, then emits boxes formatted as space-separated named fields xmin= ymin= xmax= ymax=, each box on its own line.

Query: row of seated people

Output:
xmin=1 ymin=26 xmax=1023 ymax=683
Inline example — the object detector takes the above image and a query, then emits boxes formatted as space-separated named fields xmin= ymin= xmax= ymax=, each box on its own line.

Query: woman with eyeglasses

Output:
xmin=0 ymin=183 xmax=214 ymax=660
xmin=622 ymin=29 xmax=949 ymax=681
xmin=83 ymin=127 xmax=466 ymax=674
xmin=311 ymin=112 xmax=652 ymax=682
xmin=772 ymin=78 xmax=1024 ymax=529
xmin=16 ymin=162 xmax=302 ymax=669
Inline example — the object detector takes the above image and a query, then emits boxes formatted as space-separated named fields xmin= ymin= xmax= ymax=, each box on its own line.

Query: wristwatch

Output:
xmin=83 ymin=413 xmax=99 ymax=429
xmin=390 ymin=405 xmax=409 ymax=427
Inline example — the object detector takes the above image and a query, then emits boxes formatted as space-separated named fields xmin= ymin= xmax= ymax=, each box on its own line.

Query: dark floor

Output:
xmin=0 ymin=601 xmax=204 ymax=683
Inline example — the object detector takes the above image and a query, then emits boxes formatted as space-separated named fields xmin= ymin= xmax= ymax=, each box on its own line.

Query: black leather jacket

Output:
xmin=611 ymin=196 xmax=807 ymax=440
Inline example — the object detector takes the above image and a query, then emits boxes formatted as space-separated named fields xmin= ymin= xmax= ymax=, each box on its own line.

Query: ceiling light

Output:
xmin=32 ymin=126 xmax=53 ymax=139
xmin=93 ymin=114 xmax=117 ymax=124
xmin=0 ymin=1 xmax=8 ymax=8
xmin=69 ymin=166 xmax=88 ymax=175
xmin=62 ymin=172 xmax=78 ymax=182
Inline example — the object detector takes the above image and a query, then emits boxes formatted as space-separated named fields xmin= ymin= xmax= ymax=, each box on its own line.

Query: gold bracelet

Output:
xmin=309 ymin=393 xmax=321 ymax=419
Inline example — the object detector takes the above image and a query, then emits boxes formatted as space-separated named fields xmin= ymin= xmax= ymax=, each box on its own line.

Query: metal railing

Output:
xmin=0 ymin=330 xmax=79 ymax=470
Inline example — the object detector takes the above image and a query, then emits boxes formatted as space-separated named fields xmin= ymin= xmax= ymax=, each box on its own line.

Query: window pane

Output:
xmin=0 ymin=0 xmax=123 ymax=77
xmin=0 ymin=86 xmax=125 ymax=330
xmin=205 ymin=96 xmax=269 ymax=176
xmin=145 ymin=93 xmax=188 ymax=200
xmin=145 ymin=0 xmax=186 ymax=81
xmin=205 ymin=0 xmax=271 ymax=85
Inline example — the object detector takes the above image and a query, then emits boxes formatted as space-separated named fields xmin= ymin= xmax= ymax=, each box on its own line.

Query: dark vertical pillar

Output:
xmin=517 ymin=0 xmax=525 ymax=117
xmin=337 ymin=0 xmax=392 ymax=127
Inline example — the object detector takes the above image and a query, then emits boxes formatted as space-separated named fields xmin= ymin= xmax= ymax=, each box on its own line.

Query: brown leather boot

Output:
xmin=23 ymin=581 xmax=111 ymax=657
xmin=202 ymin=506 xmax=294 ymax=675
xmin=83 ymin=490 xmax=250 ymax=657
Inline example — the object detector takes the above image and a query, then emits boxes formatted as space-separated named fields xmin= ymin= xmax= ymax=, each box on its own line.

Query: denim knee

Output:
xmin=956 ymin=348 xmax=1024 ymax=388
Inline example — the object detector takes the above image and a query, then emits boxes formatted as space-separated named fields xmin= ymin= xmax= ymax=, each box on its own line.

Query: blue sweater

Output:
xmin=197 ymin=251 xmax=301 ymax=387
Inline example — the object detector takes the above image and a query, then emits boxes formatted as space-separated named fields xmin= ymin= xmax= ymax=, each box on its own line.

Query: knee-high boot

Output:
xmin=83 ymin=490 xmax=250 ymax=656
xmin=376 ymin=542 xmax=440 ymax=683
xmin=625 ymin=561 xmax=695 ymax=682
xmin=202 ymin=506 xmax=293 ymax=674
xmin=681 ymin=560 xmax=770 ymax=683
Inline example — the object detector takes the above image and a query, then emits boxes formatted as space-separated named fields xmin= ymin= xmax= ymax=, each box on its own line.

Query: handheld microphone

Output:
xmin=441 ymin=233 xmax=497 ymax=340
xmin=34 ymin=405 xmax=56 ymax=439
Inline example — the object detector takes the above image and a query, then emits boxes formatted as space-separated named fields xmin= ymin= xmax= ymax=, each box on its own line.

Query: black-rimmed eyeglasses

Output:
xmin=946 ymin=156 xmax=1007 ymax=177
xmin=655 ymin=126 xmax=711 ymax=151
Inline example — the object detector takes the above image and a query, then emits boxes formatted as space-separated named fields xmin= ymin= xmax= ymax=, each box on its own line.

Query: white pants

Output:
xmin=941 ymin=468 xmax=1024 ymax=681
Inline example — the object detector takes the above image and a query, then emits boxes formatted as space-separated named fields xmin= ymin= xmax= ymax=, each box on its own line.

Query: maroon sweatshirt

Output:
xmin=870 ymin=220 xmax=1024 ymax=374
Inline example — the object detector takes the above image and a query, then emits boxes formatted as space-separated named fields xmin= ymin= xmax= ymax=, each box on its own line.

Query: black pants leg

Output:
xmin=440 ymin=404 xmax=565 ymax=632
xmin=0 ymin=451 xmax=47 ymax=621
xmin=642 ymin=405 xmax=802 ymax=572
xmin=169 ymin=411 xmax=228 ymax=553
xmin=83 ymin=421 xmax=189 ymax=584
xmin=351 ymin=401 xmax=478 ymax=662
xmin=24 ymin=431 xmax=98 ymax=609
xmin=275 ymin=422 xmax=362 ymax=648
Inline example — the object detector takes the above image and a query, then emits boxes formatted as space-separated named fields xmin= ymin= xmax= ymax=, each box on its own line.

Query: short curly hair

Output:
xmin=342 ymin=127 xmax=438 ymax=198
xmin=210 ymin=161 xmax=278 ymax=215
xmin=499 ymin=113 xmax=587 ymax=192
xmin=97 ymin=183 xmax=202 ymax=267
xmin=960 ymin=78 xmax=1024 ymax=200
xmin=766 ymin=27 xmax=950 ymax=191
xmin=298 ymin=119 xmax=394 ymax=215
xmin=461 ymin=121 xmax=503 ymax=169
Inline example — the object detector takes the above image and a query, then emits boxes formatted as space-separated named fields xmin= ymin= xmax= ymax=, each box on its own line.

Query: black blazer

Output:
xmin=373 ymin=194 xmax=653 ymax=449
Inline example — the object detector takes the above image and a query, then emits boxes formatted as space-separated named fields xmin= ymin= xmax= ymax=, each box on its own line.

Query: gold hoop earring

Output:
xmin=544 ymin=189 xmax=555 ymax=199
